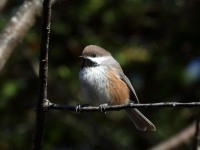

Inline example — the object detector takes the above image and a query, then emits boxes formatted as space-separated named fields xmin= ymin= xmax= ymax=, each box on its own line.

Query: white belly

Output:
xmin=79 ymin=66 xmax=110 ymax=104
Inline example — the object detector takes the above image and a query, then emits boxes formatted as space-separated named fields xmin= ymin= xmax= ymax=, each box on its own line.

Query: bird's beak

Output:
xmin=79 ymin=56 xmax=87 ymax=60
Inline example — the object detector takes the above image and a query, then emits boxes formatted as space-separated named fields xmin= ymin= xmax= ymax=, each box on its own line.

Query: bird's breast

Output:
xmin=79 ymin=66 xmax=110 ymax=104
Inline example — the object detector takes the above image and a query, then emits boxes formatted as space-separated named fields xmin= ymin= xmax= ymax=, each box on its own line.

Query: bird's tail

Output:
xmin=125 ymin=109 xmax=156 ymax=131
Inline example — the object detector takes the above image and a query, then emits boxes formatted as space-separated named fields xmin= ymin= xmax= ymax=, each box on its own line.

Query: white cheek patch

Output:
xmin=88 ymin=56 xmax=110 ymax=64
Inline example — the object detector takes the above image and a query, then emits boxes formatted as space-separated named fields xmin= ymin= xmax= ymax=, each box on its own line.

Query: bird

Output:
xmin=79 ymin=45 xmax=156 ymax=131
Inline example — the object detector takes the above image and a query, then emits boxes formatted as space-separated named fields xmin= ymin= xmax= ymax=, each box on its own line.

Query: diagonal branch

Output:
xmin=149 ymin=123 xmax=195 ymax=150
xmin=0 ymin=0 xmax=42 ymax=71
xmin=0 ymin=0 xmax=56 ymax=71
xmin=194 ymin=117 xmax=200 ymax=150
xmin=0 ymin=0 xmax=8 ymax=11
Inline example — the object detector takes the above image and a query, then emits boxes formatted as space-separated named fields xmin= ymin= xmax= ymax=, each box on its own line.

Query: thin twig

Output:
xmin=48 ymin=101 xmax=200 ymax=112
xmin=32 ymin=0 xmax=51 ymax=150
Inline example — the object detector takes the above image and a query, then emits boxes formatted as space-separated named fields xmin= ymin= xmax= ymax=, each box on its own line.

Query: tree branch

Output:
xmin=32 ymin=0 xmax=51 ymax=149
xmin=149 ymin=123 xmax=195 ymax=150
xmin=0 ymin=0 xmax=8 ymax=11
xmin=0 ymin=0 xmax=57 ymax=71
xmin=194 ymin=117 xmax=200 ymax=150
xmin=47 ymin=101 xmax=200 ymax=112
xmin=0 ymin=0 xmax=43 ymax=71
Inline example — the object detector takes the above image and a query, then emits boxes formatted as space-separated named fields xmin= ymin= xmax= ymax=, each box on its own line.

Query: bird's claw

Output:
xmin=76 ymin=105 xmax=81 ymax=114
xmin=99 ymin=103 xmax=108 ymax=114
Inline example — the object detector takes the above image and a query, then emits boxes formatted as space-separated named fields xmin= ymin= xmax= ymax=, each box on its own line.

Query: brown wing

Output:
xmin=118 ymin=73 xmax=139 ymax=103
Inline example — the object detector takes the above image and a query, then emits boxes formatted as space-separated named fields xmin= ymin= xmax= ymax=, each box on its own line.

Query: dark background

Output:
xmin=0 ymin=0 xmax=200 ymax=149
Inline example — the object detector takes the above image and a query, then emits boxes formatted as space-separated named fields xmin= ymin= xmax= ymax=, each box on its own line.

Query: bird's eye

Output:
xmin=92 ymin=54 xmax=96 ymax=57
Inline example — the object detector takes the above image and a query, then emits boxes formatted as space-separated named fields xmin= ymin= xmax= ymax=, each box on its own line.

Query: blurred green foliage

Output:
xmin=0 ymin=0 xmax=200 ymax=149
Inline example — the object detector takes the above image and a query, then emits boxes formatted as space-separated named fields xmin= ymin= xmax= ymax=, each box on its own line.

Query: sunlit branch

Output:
xmin=0 ymin=0 xmax=57 ymax=71
xmin=0 ymin=0 xmax=8 ymax=11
